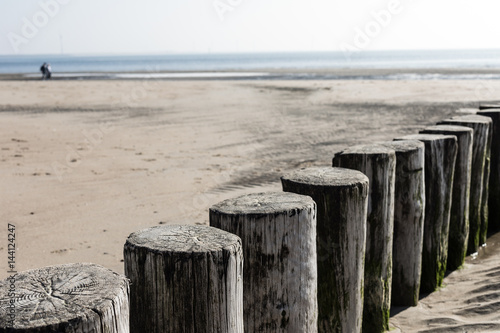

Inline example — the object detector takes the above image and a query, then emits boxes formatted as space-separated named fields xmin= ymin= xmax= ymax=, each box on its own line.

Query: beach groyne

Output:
xmin=2 ymin=103 xmax=500 ymax=333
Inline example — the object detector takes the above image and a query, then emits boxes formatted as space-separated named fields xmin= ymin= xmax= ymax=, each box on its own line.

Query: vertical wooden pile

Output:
xmin=420 ymin=125 xmax=473 ymax=270
xmin=281 ymin=167 xmax=368 ymax=333
xmin=477 ymin=107 xmax=500 ymax=233
xmin=439 ymin=115 xmax=492 ymax=252
xmin=332 ymin=145 xmax=395 ymax=333
xmin=395 ymin=134 xmax=457 ymax=294
xmin=379 ymin=140 xmax=425 ymax=307
xmin=209 ymin=192 xmax=318 ymax=332
xmin=124 ymin=225 xmax=244 ymax=333
xmin=0 ymin=263 xmax=129 ymax=333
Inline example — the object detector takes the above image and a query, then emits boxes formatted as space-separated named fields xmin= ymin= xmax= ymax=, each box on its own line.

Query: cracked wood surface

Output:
xmin=0 ymin=263 xmax=129 ymax=333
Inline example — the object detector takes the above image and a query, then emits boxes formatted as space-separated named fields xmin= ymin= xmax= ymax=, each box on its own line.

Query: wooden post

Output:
xmin=332 ymin=145 xmax=395 ymax=333
xmin=439 ymin=115 xmax=492 ymax=252
xmin=479 ymin=103 xmax=500 ymax=110
xmin=281 ymin=167 xmax=368 ymax=333
xmin=477 ymin=109 xmax=500 ymax=234
xmin=420 ymin=125 xmax=473 ymax=270
xmin=209 ymin=192 xmax=317 ymax=332
xmin=0 ymin=263 xmax=129 ymax=333
xmin=394 ymin=134 xmax=457 ymax=294
xmin=378 ymin=140 xmax=425 ymax=307
xmin=124 ymin=225 xmax=243 ymax=333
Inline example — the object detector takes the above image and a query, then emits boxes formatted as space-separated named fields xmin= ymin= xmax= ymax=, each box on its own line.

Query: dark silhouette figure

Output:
xmin=40 ymin=63 xmax=52 ymax=80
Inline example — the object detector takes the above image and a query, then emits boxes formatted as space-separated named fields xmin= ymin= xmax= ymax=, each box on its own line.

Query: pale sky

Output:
xmin=1 ymin=0 xmax=500 ymax=55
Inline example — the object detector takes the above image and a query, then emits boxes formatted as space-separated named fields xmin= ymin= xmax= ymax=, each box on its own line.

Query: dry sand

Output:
xmin=2 ymin=78 xmax=500 ymax=331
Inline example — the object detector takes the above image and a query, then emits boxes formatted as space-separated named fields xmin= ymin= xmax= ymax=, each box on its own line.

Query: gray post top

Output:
xmin=378 ymin=140 xmax=424 ymax=153
xmin=335 ymin=144 xmax=395 ymax=157
xmin=421 ymin=125 xmax=474 ymax=134
xmin=210 ymin=191 xmax=314 ymax=216
xmin=281 ymin=167 xmax=368 ymax=188
xmin=479 ymin=104 xmax=500 ymax=110
xmin=478 ymin=109 xmax=500 ymax=114
xmin=440 ymin=114 xmax=492 ymax=124
xmin=0 ymin=263 xmax=127 ymax=329
xmin=125 ymin=225 xmax=241 ymax=253
xmin=395 ymin=133 xmax=457 ymax=143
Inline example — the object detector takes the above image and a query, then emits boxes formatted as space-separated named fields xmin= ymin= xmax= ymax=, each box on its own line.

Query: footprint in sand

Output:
xmin=51 ymin=248 xmax=70 ymax=254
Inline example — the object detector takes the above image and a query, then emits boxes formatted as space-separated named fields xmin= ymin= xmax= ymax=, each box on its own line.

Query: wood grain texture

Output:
xmin=395 ymin=134 xmax=457 ymax=294
xmin=439 ymin=115 xmax=491 ymax=253
xmin=379 ymin=140 xmax=425 ymax=307
xmin=420 ymin=125 xmax=473 ymax=270
xmin=209 ymin=192 xmax=317 ymax=332
xmin=333 ymin=145 xmax=395 ymax=333
xmin=0 ymin=263 xmax=129 ymax=333
xmin=281 ymin=167 xmax=368 ymax=333
xmin=124 ymin=225 xmax=243 ymax=333
xmin=477 ymin=109 xmax=500 ymax=234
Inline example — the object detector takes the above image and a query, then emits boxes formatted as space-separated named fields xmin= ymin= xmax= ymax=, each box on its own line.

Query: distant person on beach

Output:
xmin=40 ymin=63 xmax=52 ymax=80
xmin=46 ymin=63 xmax=52 ymax=79
xmin=40 ymin=63 xmax=47 ymax=79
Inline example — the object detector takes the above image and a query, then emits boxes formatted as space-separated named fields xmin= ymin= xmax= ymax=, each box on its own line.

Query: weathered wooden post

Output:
xmin=332 ymin=145 xmax=395 ymax=333
xmin=379 ymin=140 xmax=425 ymax=307
xmin=439 ymin=115 xmax=492 ymax=252
xmin=479 ymin=104 xmax=500 ymax=110
xmin=477 ymin=108 xmax=500 ymax=233
xmin=420 ymin=125 xmax=473 ymax=270
xmin=124 ymin=225 xmax=243 ymax=333
xmin=0 ymin=263 xmax=129 ymax=333
xmin=281 ymin=167 xmax=368 ymax=333
xmin=209 ymin=192 xmax=317 ymax=333
xmin=394 ymin=134 xmax=457 ymax=294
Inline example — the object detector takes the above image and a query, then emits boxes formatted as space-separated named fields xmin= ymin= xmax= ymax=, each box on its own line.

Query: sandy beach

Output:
xmin=2 ymin=76 xmax=500 ymax=331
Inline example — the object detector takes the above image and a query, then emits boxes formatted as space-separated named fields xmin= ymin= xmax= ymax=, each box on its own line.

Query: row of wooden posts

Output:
xmin=2 ymin=105 xmax=500 ymax=333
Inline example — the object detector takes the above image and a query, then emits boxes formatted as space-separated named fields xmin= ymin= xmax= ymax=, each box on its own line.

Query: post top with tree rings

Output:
xmin=334 ymin=144 xmax=395 ymax=156
xmin=281 ymin=167 xmax=368 ymax=188
xmin=379 ymin=140 xmax=424 ymax=153
xmin=210 ymin=192 xmax=314 ymax=216
xmin=478 ymin=109 xmax=500 ymax=114
xmin=422 ymin=125 xmax=474 ymax=134
xmin=125 ymin=225 xmax=241 ymax=253
xmin=0 ymin=263 xmax=128 ymax=330
xmin=479 ymin=104 xmax=500 ymax=110
xmin=443 ymin=114 xmax=493 ymax=124
xmin=395 ymin=133 xmax=457 ymax=143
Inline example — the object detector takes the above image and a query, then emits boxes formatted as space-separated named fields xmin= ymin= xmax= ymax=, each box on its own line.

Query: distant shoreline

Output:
xmin=4 ymin=67 xmax=500 ymax=81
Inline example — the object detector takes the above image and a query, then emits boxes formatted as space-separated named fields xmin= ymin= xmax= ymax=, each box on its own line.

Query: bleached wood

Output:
xmin=281 ymin=167 xmax=368 ymax=333
xmin=479 ymin=104 xmax=500 ymax=110
xmin=395 ymin=134 xmax=457 ymax=294
xmin=333 ymin=145 xmax=395 ymax=333
xmin=209 ymin=192 xmax=317 ymax=333
xmin=124 ymin=225 xmax=243 ymax=333
xmin=379 ymin=140 xmax=425 ymax=307
xmin=0 ymin=263 xmax=129 ymax=333
xmin=420 ymin=125 xmax=473 ymax=270
xmin=476 ymin=109 xmax=500 ymax=234
xmin=439 ymin=115 xmax=492 ymax=252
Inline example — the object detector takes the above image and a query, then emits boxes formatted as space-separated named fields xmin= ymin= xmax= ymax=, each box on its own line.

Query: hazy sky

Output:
xmin=1 ymin=0 xmax=500 ymax=55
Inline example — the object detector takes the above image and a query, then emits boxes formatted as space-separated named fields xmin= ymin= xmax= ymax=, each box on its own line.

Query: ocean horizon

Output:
xmin=3 ymin=49 xmax=500 ymax=80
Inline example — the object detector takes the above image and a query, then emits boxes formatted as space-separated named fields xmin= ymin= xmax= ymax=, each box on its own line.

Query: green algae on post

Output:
xmin=281 ymin=167 xmax=368 ymax=333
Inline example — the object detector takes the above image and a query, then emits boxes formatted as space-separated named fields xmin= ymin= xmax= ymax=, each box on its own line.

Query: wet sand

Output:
xmin=1 ymin=78 xmax=500 ymax=331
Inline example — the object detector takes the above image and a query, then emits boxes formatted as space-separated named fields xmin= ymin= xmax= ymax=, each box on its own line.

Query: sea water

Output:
xmin=2 ymin=49 xmax=500 ymax=79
